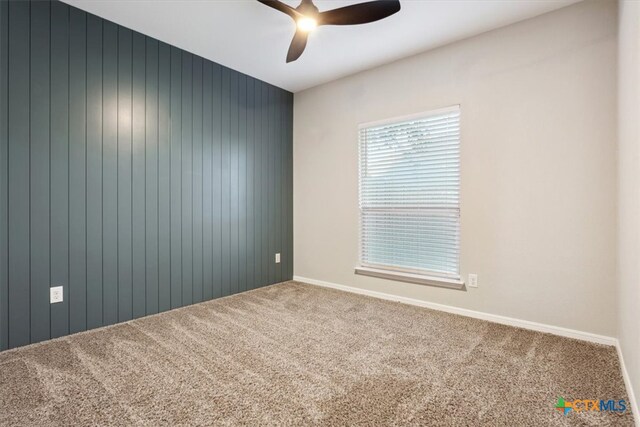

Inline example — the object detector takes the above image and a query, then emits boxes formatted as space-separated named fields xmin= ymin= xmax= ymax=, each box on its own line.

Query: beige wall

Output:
xmin=618 ymin=0 xmax=640 ymax=409
xmin=294 ymin=0 xmax=618 ymax=336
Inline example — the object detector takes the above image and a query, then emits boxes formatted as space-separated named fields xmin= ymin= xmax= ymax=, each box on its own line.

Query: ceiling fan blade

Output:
xmin=256 ymin=0 xmax=303 ymax=20
xmin=318 ymin=0 xmax=401 ymax=26
xmin=286 ymin=30 xmax=308 ymax=63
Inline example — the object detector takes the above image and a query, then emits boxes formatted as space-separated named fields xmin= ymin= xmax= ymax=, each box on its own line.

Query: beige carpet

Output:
xmin=0 ymin=281 xmax=633 ymax=426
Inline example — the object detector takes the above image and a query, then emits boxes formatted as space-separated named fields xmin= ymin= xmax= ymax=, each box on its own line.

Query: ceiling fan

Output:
xmin=257 ymin=0 xmax=401 ymax=63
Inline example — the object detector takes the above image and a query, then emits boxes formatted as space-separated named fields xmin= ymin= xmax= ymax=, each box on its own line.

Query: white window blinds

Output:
xmin=358 ymin=106 xmax=460 ymax=279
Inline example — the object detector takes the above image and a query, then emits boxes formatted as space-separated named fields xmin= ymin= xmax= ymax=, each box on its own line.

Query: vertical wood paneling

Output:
xmin=266 ymin=85 xmax=273 ymax=285
xmin=157 ymin=42 xmax=171 ymax=312
xmin=229 ymin=72 xmax=239 ymax=295
xmin=253 ymin=81 xmax=263 ymax=291
xmin=102 ymin=21 xmax=119 ymax=326
xmin=86 ymin=14 xmax=103 ymax=330
xmin=169 ymin=46 xmax=182 ymax=309
xmin=211 ymin=63 xmax=223 ymax=299
xmin=0 ymin=0 xmax=9 ymax=350
xmin=246 ymin=77 xmax=255 ymax=290
xmin=145 ymin=38 xmax=159 ymax=315
xmin=202 ymin=62 xmax=213 ymax=301
xmin=287 ymin=92 xmax=293 ymax=279
xmin=8 ymin=0 xmax=31 ymax=348
xmin=238 ymin=74 xmax=247 ymax=293
xmin=181 ymin=52 xmax=193 ymax=306
xmin=117 ymin=27 xmax=133 ymax=323
xmin=269 ymin=86 xmax=277 ymax=285
xmin=30 ymin=0 xmax=50 ymax=343
xmin=285 ymin=92 xmax=293 ymax=279
xmin=220 ymin=67 xmax=230 ymax=297
xmin=0 ymin=0 xmax=293 ymax=351
xmin=261 ymin=83 xmax=269 ymax=287
xmin=132 ymin=32 xmax=146 ymax=319
xmin=69 ymin=8 xmax=87 ymax=334
xmin=275 ymin=88 xmax=282 ymax=284
xmin=281 ymin=91 xmax=288 ymax=280
xmin=50 ymin=1 xmax=70 ymax=338
xmin=278 ymin=92 xmax=289 ymax=281
xmin=192 ymin=56 xmax=203 ymax=303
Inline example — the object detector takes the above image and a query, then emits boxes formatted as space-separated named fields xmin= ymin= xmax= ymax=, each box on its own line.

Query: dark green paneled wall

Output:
xmin=0 ymin=0 xmax=294 ymax=350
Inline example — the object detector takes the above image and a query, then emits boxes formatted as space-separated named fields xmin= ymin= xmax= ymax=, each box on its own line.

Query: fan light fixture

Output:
xmin=297 ymin=17 xmax=317 ymax=32
xmin=257 ymin=0 xmax=401 ymax=62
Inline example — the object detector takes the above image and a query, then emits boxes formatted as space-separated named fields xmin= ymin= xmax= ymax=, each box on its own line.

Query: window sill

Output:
xmin=354 ymin=266 xmax=465 ymax=290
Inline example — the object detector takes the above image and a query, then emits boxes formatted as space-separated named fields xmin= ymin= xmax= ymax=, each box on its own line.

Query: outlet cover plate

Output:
xmin=50 ymin=286 xmax=63 ymax=304
xmin=275 ymin=253 xmax=281 ymax=263
xmin=468 ymin=274 xmax=478 ymax=288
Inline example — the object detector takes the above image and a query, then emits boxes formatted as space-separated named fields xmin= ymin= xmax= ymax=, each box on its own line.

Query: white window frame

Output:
xmin=355 ymin=105 xmax=464 ymax=289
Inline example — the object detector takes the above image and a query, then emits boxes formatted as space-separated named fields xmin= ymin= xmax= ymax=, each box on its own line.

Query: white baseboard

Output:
xmin=293 ymin=275 xmax=617 ymax=346
xmin=294 ymin=275 xmax=638 ymax=422
xmin=616 ymin=342 xmax=640 ymax=426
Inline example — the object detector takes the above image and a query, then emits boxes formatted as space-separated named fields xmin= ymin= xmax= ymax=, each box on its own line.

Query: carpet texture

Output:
xmin=0 ymin=281 xmax=633 ymax=426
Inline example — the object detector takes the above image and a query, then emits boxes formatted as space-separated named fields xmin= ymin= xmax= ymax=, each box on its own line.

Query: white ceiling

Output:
xmin=62 ymin=0 xmax=580 ymax=92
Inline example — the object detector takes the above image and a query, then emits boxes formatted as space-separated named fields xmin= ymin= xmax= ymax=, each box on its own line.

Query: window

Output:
xmin=357 ymin=106 xmax=461 ymax=286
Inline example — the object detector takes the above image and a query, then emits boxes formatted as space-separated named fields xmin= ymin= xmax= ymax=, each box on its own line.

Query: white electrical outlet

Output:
xmin=50 ymin=286 xmax=63 ymax=304
xmin=275 ymin=253 xmax=281 ymax=264
xmin=468 ymin=274 xmax=478 ymax=288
